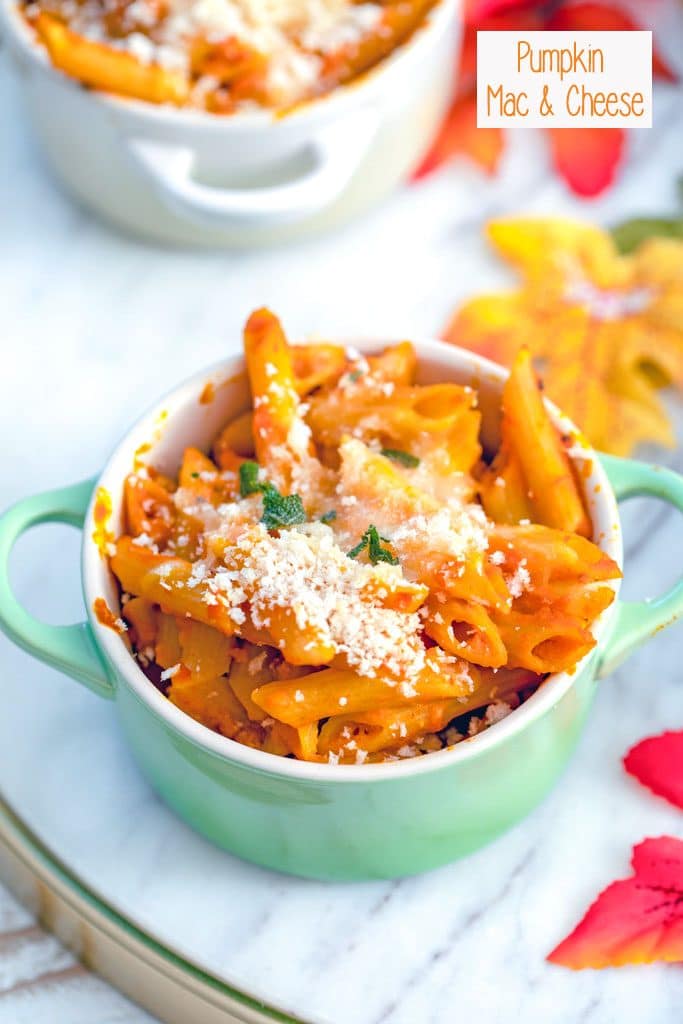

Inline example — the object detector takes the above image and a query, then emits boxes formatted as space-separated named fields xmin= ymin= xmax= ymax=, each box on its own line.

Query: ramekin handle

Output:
xmin=125 ymin=107 xmax=378 ymax=232
xmin=0 ymin=479 xmax=114 ymax=699
xmin=597 ymin=454 xmax=683 ymax=678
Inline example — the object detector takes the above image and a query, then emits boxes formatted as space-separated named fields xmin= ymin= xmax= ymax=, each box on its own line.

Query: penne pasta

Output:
xmin=307 ymin=382 xmax=481 ymax=472
xmin=291 ymin=343 xmax=347 ymax=395
xmin=176 ymin=618 xmax=234 ymax=683
xmin=35 ymin=12 xmax=189 ymax=104
xmin=495 ymin=609 xmax=596 ymax=674
xmin=26 ymin=0 xmax=439 ymax=113
xmin=124 ymin=473 xmax=174 ymax=546
xmin=366 ymin=342 xmax=417 ymax=385
xmin=479 ymin=446 xmax=534 ymax=525
xmin=244 ymin=308 xmax=300 ymax=459
xmin=169 ymin=673 xmax=263 ymax=744
xmin=501 ymin=349 xmax=591 ymax=536
xmin=213 ymin=412 xmax=256 ymax=463
xmin=423 ymin=597 xmax=508 ymax=668
xmin=263 ymin=721 xmax=319 ymax=761
xmin=108 ymin=310 xmax=620 ymax=764
xmin=251 ymin=650 xmax=475 ymax=729
xmin=121 ymin=596 xmax=158 ymax=650
xmin=318 ymin=699 xmax=470 ymax=757
xmin=111 ymin=538 xmax=243 ymax=636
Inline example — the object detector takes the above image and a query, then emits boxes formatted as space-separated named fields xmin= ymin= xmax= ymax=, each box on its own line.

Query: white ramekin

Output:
xmin=1 ymin=0 xmax=461 ymax=246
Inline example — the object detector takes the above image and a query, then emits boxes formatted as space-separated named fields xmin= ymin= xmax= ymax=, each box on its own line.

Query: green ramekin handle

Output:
xmin=598 ymin=453 xmax=683 ymax=679
xmin=0 ymin=479 xmax=114 ymax=699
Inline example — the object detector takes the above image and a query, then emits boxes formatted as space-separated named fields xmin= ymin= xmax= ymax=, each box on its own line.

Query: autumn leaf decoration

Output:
xmin=415 ymin=1 xmax=678 ymax=196
xmin=444 ymin=217 xmax=683 ymax=455
xmin=549 ymin=732 xmax=683 ymax=970
xmin=624 ymin=731 xmax=683 ymax=811
xmin=414 ymin=93 xmax=504 ymax=180
xmin=548 ymin=836 xmax=683 ymax=969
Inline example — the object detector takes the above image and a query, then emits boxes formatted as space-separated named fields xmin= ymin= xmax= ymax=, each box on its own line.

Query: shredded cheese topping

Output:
xmin=390 ymin=505 xmax=490 ymax=565
xmin=50 ymin=0 xmax=384 ymax=105
xmin=198 ymin=521 xmax=427 ymax=679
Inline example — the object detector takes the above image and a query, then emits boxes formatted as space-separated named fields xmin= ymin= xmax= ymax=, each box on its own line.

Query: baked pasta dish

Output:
xmin=22 ymin=0 xmax=438 ymax=111
xmin=106 ymin=309 xmax=620 ymax=764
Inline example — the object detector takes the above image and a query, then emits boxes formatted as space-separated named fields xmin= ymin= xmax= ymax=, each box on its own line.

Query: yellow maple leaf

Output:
xmin=444 ymin=218 xmax=683 ymax=455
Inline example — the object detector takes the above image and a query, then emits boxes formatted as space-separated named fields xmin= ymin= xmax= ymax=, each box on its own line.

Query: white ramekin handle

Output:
xmin=125 ymin=108 xmax=378 ymax=232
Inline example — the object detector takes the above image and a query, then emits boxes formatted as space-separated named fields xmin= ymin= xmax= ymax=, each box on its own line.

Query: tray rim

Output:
xmin=0 ymin=792 xmax=311 ymax=1024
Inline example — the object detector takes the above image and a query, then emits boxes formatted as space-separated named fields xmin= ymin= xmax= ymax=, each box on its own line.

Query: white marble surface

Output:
xmin=2 ymin=13 xmax=683 ymax=1022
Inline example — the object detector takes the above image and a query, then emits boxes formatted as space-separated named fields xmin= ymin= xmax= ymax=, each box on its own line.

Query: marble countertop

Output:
xmin=1 ymin=15 xmax=683 ymax=1022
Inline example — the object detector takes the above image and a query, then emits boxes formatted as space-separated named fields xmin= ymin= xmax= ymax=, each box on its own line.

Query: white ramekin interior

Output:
xmin=83 ymin=339 xmax=623 ymax=782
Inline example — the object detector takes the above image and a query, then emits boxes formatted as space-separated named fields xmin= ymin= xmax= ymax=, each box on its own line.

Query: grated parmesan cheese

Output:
xmin=506 ymin=558 xmax=531 ymax=599
xmin=390 ymin=504 xmax=490 ymax=565
xmin=191 ymin=520 xmax=427 ymax=680
xmin=132 ymin=532 xmax=159 ymax=553
xmin=57 ymin=0 xmax=385 ymax=107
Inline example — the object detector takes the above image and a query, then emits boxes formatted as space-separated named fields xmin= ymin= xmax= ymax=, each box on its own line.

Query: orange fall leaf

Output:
xmin=444 ymin=217 xmax=683 ymax=456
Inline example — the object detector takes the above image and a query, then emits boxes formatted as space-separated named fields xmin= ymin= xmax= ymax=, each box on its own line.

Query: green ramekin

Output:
xmin=1 ymin=340 xmax=681 ymax=880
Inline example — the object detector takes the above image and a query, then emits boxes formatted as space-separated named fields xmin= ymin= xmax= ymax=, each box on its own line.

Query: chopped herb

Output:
xmin=240 ymin=460 xmax=306 ymax=530
xmin=320 ymin=510 xmax=337 ymax=524
xmin=347 ymin=525 xmax=398 ymax=565
xmin=261 ymin=488 xmax=307 ymax=531
xmin=381 ymin=448 xmax=420 ymax=468
xmin=347 ymin=539 xmax=366 ymax=559
xmin=239 ymin=460 xmax=266 ymax=498
xmin=190 ymin=472 xmax=200 ymax=479
xmin=348 ymin=369 xmax=363 ymax=382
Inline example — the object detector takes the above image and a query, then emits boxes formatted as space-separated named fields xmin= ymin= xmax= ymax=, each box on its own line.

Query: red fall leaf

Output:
xmin=546 ymin=127 xmax=625 ymax=197
xmin=548 ymin=837 xmax=683 ymax=969
xmin=465 ymin=0 xmax=540 ymax=21
xmin=546 ymin=2 xmax=678 ymax=81
xmin=624 ymin=731 xmax=683 ymax=810
xmin=414 ymin=92 xmax=504 ymax=179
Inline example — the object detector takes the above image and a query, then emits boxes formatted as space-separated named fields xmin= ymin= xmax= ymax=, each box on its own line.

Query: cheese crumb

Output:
xmin=506 ymin=558 xmax=531 ymax=599
xmin=391 ymin=504 xmax=489 ymax=564
xmin=196 ymin=522 xmax=427 ymax=680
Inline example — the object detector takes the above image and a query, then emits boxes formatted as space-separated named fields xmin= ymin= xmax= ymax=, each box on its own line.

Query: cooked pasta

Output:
xmin=108 ymin=309 xmax=621 ymax=764
xmin=22 ymin=0 xmax=437 ymax=112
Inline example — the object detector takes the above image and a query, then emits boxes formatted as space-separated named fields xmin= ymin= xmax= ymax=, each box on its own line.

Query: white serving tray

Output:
xmin=0 ymin=794 xmax=299 ymax=1024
